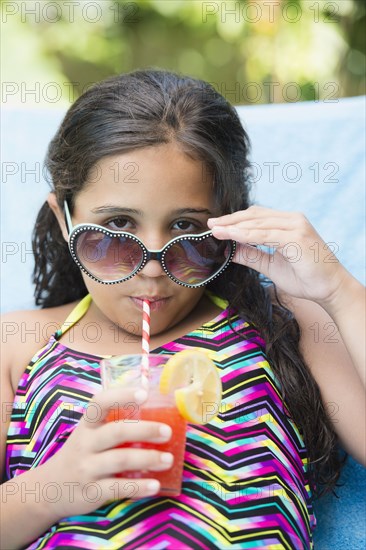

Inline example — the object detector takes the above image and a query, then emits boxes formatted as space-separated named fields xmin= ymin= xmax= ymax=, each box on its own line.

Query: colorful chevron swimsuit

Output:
xmin=5 ymin=293 xmax=316 ymax=549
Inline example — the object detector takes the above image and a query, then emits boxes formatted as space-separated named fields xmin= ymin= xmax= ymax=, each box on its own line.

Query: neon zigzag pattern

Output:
xmin=5 ymin=304 xmax=315 ymax=549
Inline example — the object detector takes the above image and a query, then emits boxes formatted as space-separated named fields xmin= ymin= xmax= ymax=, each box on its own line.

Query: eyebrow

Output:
xmin=91 ymin=206 xmax=213 ymax=216
xmin=91 ymin=206 xmax=141 ymax=215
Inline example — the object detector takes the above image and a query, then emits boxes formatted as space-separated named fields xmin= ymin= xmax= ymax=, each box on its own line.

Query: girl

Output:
xmin=1 ymin=69 xmax=365 ymax=550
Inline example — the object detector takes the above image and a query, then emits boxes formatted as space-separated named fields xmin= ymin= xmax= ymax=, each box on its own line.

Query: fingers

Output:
xmin=93 ymin=447 xmax=174 ymax=477
xmin=67 ymin=416 xmax=174 ymax=484
xmin=93 ymin=420 xmax=172 ymax=452
xmin=80 ymin=387 xmax=148 ymax=429
xmin=208 ymin=207 xmax=320 ymax=252
xmin=99 ymin=478 xmax=161 ymax=500
xmin=232 ymin=244 xmax=278 ymax=278
xmin=212 ymin=225 xmax=292 ymax=248
xmin=208 ymin=206 xmax=299 ymax=227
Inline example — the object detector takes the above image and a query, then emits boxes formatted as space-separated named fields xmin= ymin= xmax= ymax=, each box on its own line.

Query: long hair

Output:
xmin=33 ymin=68 xmax=342 ymax=496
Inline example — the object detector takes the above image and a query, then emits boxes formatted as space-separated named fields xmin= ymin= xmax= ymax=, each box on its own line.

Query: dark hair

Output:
xmin=33 ymin=68 xmax=343 ymax=496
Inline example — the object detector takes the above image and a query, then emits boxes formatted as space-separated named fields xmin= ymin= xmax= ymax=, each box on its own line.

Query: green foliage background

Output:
xmin=1 ymin=0 xmax=365 ymax=106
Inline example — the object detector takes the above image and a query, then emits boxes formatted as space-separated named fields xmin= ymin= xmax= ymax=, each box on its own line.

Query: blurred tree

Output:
xmin=336 ymin=0 xmax=366 ymax=97
xmin=1 ymin=0 xmax=365 ymax=106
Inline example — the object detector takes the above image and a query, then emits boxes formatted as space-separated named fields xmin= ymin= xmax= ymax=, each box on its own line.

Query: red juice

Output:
xmin=106 ymin=395 xmax=187 ymax=496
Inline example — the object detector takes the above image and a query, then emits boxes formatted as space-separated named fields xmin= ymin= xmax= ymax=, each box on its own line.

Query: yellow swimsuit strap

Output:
xmin=56 ymin=291 xmax=227 ymax=339
xmin=204 ymin=289 xmax=229 ymax=310
xmin=56 ymin=294 xmax=92 ymax=338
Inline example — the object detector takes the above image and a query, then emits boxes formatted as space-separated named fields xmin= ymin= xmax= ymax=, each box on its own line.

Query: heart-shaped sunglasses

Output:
xmin=64 ymin=201 xmax=236 ymax=287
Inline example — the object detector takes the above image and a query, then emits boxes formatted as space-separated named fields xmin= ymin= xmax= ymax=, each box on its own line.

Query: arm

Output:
xmin=208 ymin=206 xmax=366 ymax=463
xmin=1 ymin=461 xmax=75 ymax=549
xmin=1 ymin=312 xmax=173 ymax=549
xmin=1 ymin=383 xmax=174 ymax=549
xmin=286 ymin=295 xmax=366 ymax=465
xmin=317 ymin=273 xmax=365 ymax=387
xmin=0 ymin=311 xmax=63 ymax=548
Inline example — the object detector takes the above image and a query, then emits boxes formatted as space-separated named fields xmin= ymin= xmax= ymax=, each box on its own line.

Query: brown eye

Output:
xmin=176 ymin=221 xmax=191 ymax=230
xmin=172 ymin=220 xmax=203 ymax=233
xmin=106 ymin=217 xmax=134 ymax=231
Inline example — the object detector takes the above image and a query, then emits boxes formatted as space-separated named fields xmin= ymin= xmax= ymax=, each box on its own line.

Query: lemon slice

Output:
xmin=160 ymin=350 xmax=222 ymax=424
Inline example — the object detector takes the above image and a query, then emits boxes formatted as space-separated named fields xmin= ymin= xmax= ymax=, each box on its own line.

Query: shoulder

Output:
xmin=1 ymin=302 xmax=78 ymax=350
xmin=1 ymin=302 xmax=78 ymax=394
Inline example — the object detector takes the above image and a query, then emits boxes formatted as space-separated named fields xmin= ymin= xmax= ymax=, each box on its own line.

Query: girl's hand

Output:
xmin=46 ymin=387 xmax=173 ymax=519
xmin=208 ymin=206 xmax=350 ymax=307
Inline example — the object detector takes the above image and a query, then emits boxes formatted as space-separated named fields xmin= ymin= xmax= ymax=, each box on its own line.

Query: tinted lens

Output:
xmin=164 ymin=236 xmax=231 ymax=285
xmin=74 ymin=230 xmax=143 ymax=281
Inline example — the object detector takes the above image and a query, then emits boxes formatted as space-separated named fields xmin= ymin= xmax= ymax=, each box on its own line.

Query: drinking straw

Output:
xmin=141 ymin=299 xmax=151 ymax=378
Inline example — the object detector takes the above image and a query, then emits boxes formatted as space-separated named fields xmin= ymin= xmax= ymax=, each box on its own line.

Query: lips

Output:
xmin=129 ymin=296 xmax=171 ymax=311
xmin=132 ymin=296 xmax=169 ymax=302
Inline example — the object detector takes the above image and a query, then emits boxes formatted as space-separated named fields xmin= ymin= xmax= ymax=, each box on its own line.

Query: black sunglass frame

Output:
xmin=64 ymin=201 xmax=236 ymax=288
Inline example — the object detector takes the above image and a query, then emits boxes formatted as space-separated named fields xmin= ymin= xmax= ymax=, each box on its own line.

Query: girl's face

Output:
xmin=68 ymin=143 xmax=217 ymax=336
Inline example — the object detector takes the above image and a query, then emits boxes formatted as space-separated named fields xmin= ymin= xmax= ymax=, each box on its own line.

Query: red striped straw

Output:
xmin=141 ymin=299 xmax=151 ymax=378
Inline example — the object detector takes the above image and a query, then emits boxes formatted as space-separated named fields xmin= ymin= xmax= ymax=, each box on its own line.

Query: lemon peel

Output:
xmin=160 ymin=350 xmax=222 ymax=424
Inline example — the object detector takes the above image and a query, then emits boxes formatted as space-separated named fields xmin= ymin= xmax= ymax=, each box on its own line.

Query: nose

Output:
xmin=139 ymin=258 xmax=166 ymax=278
xmin=137 ymin=235 xmax=167 ymax=278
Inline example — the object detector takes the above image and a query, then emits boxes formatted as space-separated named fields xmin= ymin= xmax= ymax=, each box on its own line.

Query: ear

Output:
xmin=47 ymin=192 xmax=68 ymax=242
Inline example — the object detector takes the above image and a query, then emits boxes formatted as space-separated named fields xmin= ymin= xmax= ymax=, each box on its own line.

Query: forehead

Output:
xmin=76 ymin=144 xmax=214 ymax=212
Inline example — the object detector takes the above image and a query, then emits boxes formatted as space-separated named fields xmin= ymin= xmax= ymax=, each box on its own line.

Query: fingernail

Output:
xmin=159 ymin=425 xmax=172 ymax=438
xmin=146 ymin=480 xmax=160 ymax=494
xmin=160 ymin=452 xmax=173 ymax=464
xmin=207 ymin=218 xmax=216 ymax=227
xmin=134 ymin=389 xmax=148 ymax=404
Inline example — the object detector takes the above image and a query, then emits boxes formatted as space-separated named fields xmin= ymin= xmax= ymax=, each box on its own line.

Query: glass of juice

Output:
xmin=100 ymin=354 xmax=187 ymax=496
